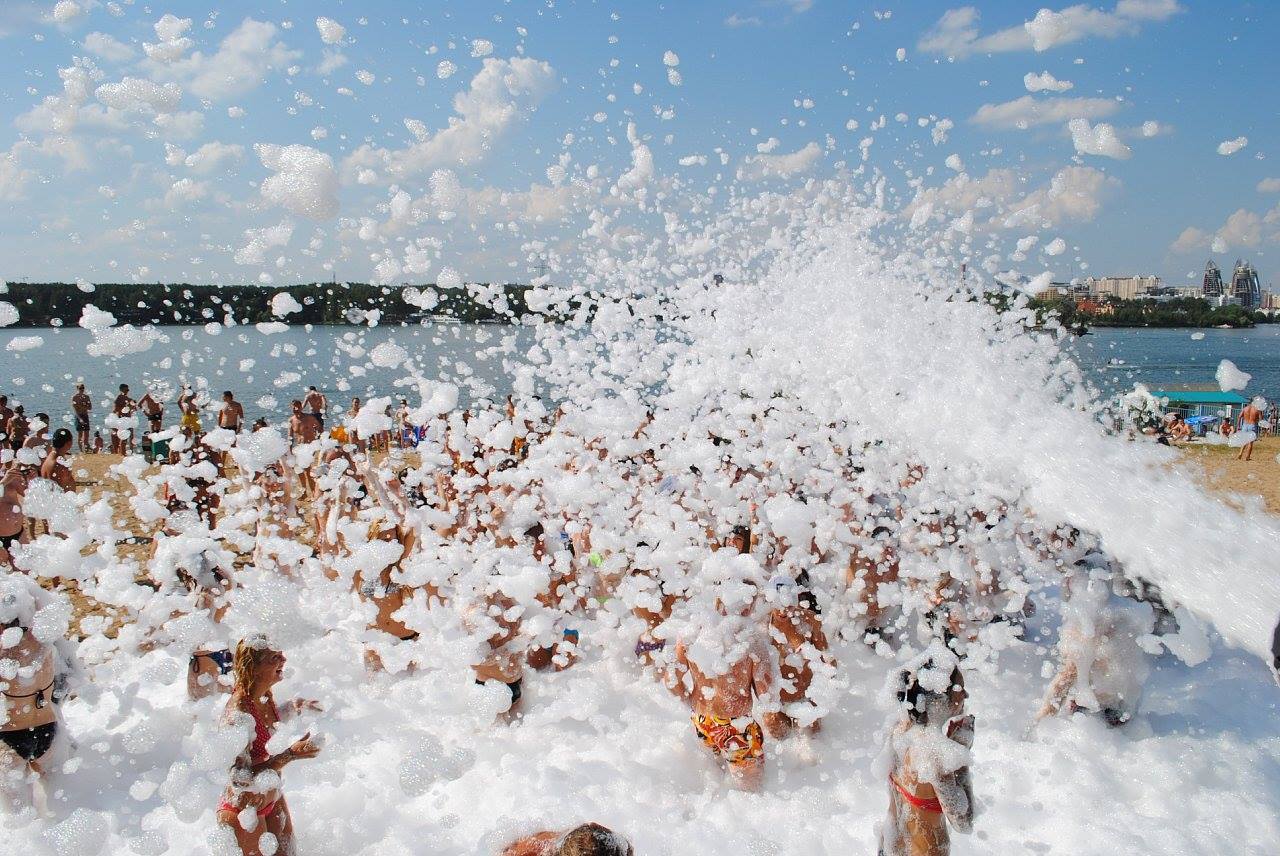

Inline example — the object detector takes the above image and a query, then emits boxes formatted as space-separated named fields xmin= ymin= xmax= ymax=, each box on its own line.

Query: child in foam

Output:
xmin=876 ymin=644 xmax=975 ymax=856
xmin=501 ymin=823 xmax=634 ymax=856
xmin=216 ymin=637 xmax=322 ymax=856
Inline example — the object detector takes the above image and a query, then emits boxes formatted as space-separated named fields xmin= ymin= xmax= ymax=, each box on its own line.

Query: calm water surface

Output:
xmin=0 ymin=322 xmax=1275 ymax=433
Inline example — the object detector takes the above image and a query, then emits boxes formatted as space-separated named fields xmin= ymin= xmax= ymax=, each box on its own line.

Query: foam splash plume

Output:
xmin=1 ymin=6 xmax=1278 ymax=856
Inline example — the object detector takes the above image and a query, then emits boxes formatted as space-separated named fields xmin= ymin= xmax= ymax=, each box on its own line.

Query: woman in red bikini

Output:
xmin=878 ymin=649 xmax=975 ymax=856
xmin=217 ymin=637 xmax=322 ymax=856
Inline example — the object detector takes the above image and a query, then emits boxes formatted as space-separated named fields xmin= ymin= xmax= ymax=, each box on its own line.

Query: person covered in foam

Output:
xmin=1036 ymin=554 xmax=1155 ymax=727
xmin=673 ymin=550 xmax=781 ymax=791
xmin=763 ymin=570 xmax=835 ymax=738
xmin=501 ymin=822 xmax=634 ymax=856
xmin=875 ymin=642 xmax=975 ymax=856
xmin=0 ymin=575 xmax=76 ymax=815
xmin=216 ymin=635 xmax=322 ymax=856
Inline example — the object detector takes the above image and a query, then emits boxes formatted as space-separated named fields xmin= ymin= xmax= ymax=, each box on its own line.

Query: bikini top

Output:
xmin=246 ymin=699 xmax=278 ymax=765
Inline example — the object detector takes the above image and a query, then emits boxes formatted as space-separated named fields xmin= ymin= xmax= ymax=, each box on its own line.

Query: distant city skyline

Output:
xmin=0 ymin=1 xmax=1275 ymax=290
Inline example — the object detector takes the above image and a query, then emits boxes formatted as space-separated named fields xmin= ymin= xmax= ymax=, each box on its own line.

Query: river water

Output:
xmin=0 ymin=322 xmax=1275 ymax=432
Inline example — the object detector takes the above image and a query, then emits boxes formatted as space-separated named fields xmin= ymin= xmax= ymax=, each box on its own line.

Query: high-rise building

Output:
xmin=1231 ymin=259 xmax=1261 ymax=308
xmin=1202 ymin=260 xmax=1224 ymax=298
xmin=1083 ymin=275 xmax=1160 ymax=300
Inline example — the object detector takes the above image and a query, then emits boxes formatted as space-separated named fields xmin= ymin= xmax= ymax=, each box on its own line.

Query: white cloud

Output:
xmin=919 ymin=2 xmax=1183 ymax=58
xmin=1068 ymin=118 xmax=1131 ymax=159
xmin=234 ymin=221 xmax=294 ymax=265
xmin=738 ymin=141 xmax=823 ymax=181
xmin=183 ymin=141 xmax=244 ymax=174
xmin=1216 ymin=136 xmax=1248 ymax=156
xmin=725 ymin=14 xmax=763 ymax=27
xmin=1258 ymin=178 xmax=1280 ymax=193
xmin=164 ymin=177 xmax=207 ymax=208
xmin=151 ymin=109 xmax=204 ymax=139
xmin=156 ymin=19 xmax=301 ymax=102
xmin=1024 ymin=71 xmax=1073 ymax=92
xmin=1214 ymin=209 xmax=1262 ymax=248
xmin=970 ymin=95 xmax=1120 ymax=129
xmin=0 ymin=152 xmax=34 ymax=201
xmin=315 ymin=16 xmax=345 ymax=45
xmin=316 ymin=50 xmax=348 ymax=75
xmin=143 ymin=14 xmax=192 ymax=63
xmin=907 ymin=165 xmax=1117 ymax=232
xmin=1170 ymin=226 xmax=1209 ymax=254
xmin=343 ymin=57 xmax=555 ymax=181
xmin=83 ymin=32 xmax=134 ymax=62
xmin=1173 ymin=208 xmax=1274 ymax=255
xmin=255 ymin=143 xmax=339 ymax=220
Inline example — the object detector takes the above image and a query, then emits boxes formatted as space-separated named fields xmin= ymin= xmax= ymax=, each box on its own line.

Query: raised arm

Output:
xmin=934 ymin=766 xmax=974 ymax=834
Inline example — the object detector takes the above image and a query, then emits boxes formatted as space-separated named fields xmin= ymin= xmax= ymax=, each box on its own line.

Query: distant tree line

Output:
xmin=0 ymin=282 xmax=546 ymax=327
xmin=987 ymin=291 xmax=1273 ymax=329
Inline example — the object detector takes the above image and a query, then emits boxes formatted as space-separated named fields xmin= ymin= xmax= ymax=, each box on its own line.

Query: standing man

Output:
xmin=218 ymin=390 xmax=245 ymax=434
xmin=303 ymin=385 xmax=327 ymax=432
xmin=113 ymin=384 xmax=136 ymax=455
xmin=71 ymin=384 xmax=92 ymax=453
xmin=1237 ymin=397 xmax=1264 ymax=462
xmin=0 ymin=395 xmax=12 ymax=448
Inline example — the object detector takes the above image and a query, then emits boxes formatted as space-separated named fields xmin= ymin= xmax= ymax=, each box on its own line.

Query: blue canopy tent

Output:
xmin=1150 ymin=389 xmax=1247 ymax=422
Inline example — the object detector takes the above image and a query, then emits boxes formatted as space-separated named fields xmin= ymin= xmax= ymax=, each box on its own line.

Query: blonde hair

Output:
xmin=231 ymin=636 xmax=278 ymax=705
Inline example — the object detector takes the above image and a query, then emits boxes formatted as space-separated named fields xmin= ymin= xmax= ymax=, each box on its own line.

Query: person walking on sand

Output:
xmin=1237 ymin=398 xmax=1264 ymax=461
xmin=71 ymin=384 xmax=91 ymax=453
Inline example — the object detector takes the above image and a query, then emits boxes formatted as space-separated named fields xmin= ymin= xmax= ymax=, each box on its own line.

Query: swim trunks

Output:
xmin=0 ymin=721 xmax=56 ymax=761
xmin=692 ymin=714 xmax=764 ymax=767
xmin=75 ymin=414 xmax=90 ymax=433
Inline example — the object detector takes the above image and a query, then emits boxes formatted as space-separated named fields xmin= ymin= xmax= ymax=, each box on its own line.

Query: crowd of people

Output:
xmin=0 ymin=379 xmax=1182 ymax=855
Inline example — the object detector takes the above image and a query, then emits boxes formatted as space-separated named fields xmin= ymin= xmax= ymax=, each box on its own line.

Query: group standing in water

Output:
xmin=0 ymin=379 xmax=1178 ymax=856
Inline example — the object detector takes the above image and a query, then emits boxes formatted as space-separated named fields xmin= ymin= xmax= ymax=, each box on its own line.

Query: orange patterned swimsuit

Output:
xmin=692 ymin=714 xmax=764 ymax=767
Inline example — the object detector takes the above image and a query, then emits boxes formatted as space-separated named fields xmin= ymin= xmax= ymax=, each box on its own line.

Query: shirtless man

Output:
xmin=218 ymin=390 xmax=245 ymax=434
xmin=7 ymin=405 xmax=28 ymax=452
xmin=303 ymin=386 xmax=327 ymax=432
xmin=0 ymin=579 xmax=67 ymax=814
xmin=847 ymin=525 xmax=900 ymax=644
xmin=0 ymin=468 xmax=27 ymax=566
xmin=1237 ymin=398 xmax=1264 ymax=462
xmin=113 ymin=383 xmax=136 ymax=454
xmin=39 ymin=429 xmax=75 ymax=492
xmin=0 ymin=395 xmax=12 ymax=446
xmin=138 ymin=388 xmax=164 ymax=436
xmin=764 ymin=573 xmax=834 ymax=737
xmin=674 ymin=563 xmax=779 ymax=791
xmin=71 ymin=384 xmax=91 ymax=453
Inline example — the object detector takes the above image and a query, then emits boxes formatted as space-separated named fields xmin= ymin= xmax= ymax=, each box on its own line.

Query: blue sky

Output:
xmin=0 ymin=0 xmax=1275 ymax=289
